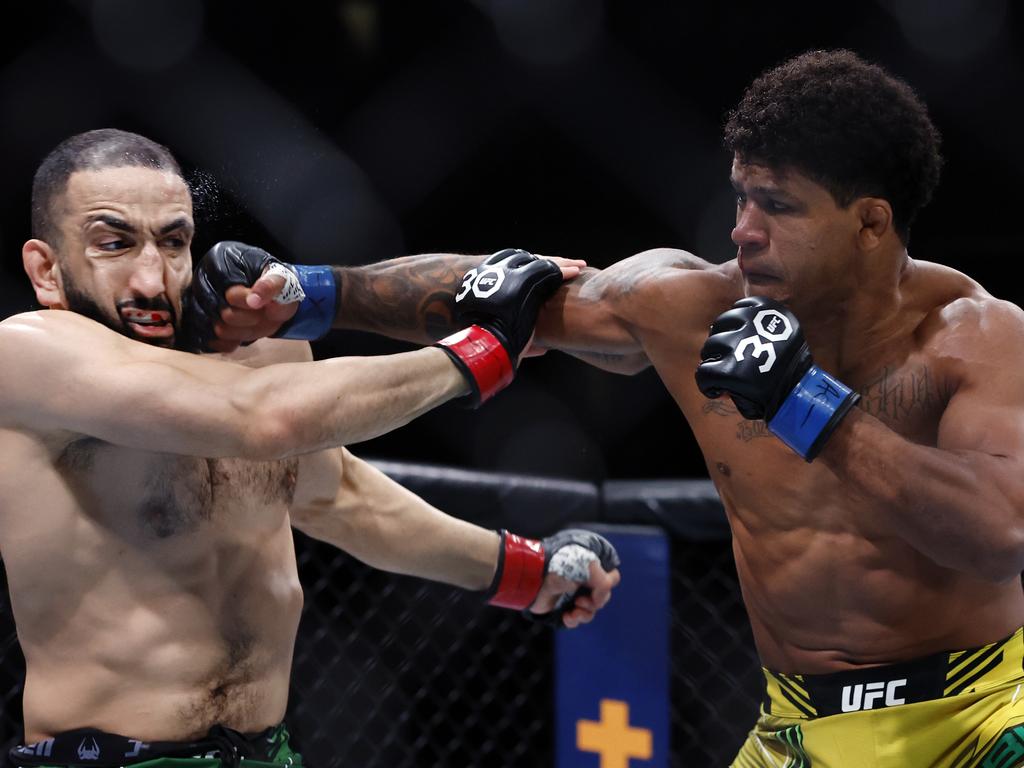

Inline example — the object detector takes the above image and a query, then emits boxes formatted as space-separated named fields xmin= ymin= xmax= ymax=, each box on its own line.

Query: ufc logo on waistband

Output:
xmin=840 ymin=678 xmax=907 ymax=712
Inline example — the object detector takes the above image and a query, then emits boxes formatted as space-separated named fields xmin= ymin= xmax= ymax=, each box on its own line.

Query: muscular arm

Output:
xmin=819 ymin=299 xmax=1024 ymax=582
xmin=335 ymin=253 xmax=481 ymax=342
xmin=335 ymin=247 xmax=708 ymax=369
xmin=290 ymin=447 xmax=500 ymax=589
xmin=289 ymin=447 xmax=618 ymax=627
xmin=0 ymin=311 xmax=467 ymax=460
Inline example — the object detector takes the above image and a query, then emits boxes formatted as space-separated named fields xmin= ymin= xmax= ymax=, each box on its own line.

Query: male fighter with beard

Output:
xmin=0 ymin=129 xmax=620 ymax=768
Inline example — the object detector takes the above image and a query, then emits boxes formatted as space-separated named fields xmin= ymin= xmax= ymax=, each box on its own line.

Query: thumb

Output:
xmin=247 ymin=272 xmax=288 ymax=309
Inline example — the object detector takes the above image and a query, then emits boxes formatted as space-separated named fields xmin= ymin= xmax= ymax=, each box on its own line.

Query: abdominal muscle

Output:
xmin=15 ymin=525 xmax=304 ymax=742
xmin=0 ymin=440 xmax=306 ymax=743
xmin=723 ymin=480 xmax=1024 ymax=673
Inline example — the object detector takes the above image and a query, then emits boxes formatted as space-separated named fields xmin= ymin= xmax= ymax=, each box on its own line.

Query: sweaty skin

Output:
xmin=225 ymin=159 xmax=1024 ymax=674
xmin=1 ymin=164 xmax=616 ymax=743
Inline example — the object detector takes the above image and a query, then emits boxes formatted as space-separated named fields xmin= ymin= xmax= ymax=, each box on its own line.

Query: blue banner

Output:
xmin=556 ymin=525 xmax=670 ymax=768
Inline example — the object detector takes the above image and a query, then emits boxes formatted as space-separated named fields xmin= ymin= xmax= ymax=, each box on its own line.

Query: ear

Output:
xmin=855 ymin=198 xmax=893 ymax=251
xmin=22 ymin=239 xmax=65 ymax=308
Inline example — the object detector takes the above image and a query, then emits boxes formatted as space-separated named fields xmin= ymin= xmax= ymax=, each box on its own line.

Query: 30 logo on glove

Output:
xmin=696 ymin=296 xmax=860 ymax=461
xmin=436 ymin=248 xmax=562 ymax=407
xmin=457 ymin=266 xmax=505 ymax=300
xmin=733 ymin=308 xmax=795 ymax=373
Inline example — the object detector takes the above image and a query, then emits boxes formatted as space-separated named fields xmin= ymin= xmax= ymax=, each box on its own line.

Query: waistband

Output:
xmin=762 ymin=626 xmax=1024 ymax=720
xmin=10 ymin=723 xmax=295 ymax=768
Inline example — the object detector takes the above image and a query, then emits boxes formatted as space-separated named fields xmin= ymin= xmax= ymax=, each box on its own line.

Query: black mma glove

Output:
xmin=185 ymin=241 xmax=336 ymax=351
xmin=435 ymin=248 xmax=561 ymax=406
xmin=695 ymin=296 xmax=860 ymax=460
xmin=482 ymin=528 xmax=621 ymax=628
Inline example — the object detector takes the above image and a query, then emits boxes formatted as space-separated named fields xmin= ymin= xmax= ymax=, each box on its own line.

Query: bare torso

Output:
xmin=0 ymin=343 xmax=305 ymax=742
xmin=627 ymin=255 xmax=1024 ymax=672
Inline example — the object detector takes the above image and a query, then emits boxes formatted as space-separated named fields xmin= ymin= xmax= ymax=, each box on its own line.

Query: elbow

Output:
xmin=230 ymin=400 xmax=303 ymax=461
xmin=248 ymin=417 xmax=301 ymax=461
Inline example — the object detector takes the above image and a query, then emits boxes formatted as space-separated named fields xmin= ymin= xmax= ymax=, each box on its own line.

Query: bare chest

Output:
xmin=662 ymin=352 xmax=950 ymax=508
xmin=55 ymin=438 xmax=299 ymax=540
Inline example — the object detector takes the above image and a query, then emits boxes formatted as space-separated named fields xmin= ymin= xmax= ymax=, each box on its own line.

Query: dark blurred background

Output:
xmin=1 ymin=0 xmax=1020 ymax=481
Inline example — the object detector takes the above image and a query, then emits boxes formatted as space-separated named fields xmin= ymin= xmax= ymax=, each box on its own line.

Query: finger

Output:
xmin=559 ymin=265 xmax=582 ymax=280
xmin=248 ymin=273 xmax=289 ymax=309
xmin=218 ymin=306 xmax=262 ymax=328
xmin=564 ymin=606 xmax=596 ymax=628
xmin=586 ymin=564 xmax=618 ymax=607
xmin=224 ymin=284 xmax=256 ymax=309
xmin=573 ymin=595 xmax=597 ymax=612
xmin=544 ymin=256 xmax=587 ymax=269
xmin=213 ymin=321 xmax=264 ymax=343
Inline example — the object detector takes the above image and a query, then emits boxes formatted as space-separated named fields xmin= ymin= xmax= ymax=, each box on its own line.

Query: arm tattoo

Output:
xmin=576 ymin=256 xmax=693 ymax=301
xmin=338 ymin=255 xmax=481 ymax=341
xmin=858 ymin=365 xmax=939 ymax=422
xmin=701 ymin=400 xmax=773 ymax=441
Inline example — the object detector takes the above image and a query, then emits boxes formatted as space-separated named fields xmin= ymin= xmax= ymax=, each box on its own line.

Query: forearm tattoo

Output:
xmin=339 ymin=255 xmax=481 ymax=340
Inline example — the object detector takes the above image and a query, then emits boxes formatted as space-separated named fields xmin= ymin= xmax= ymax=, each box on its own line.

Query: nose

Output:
xmin=731 ymin=201 xmax=768 ymax=251
xmin=128 ymin=242 xmax=168 ymax=298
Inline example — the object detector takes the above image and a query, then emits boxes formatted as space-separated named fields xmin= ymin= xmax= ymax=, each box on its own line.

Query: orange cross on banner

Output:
xmin=557 ymin=528 xmax=668 ymax=767
xmin=577 ymin=699 xmax=653 ymax=768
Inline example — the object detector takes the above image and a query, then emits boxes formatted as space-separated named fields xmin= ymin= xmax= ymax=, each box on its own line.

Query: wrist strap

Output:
xmin=768 ymin=365 xmax=860 ymax=461
xmin=274 ymin=265 xmax=337 ymax=340
xmin=436 ymin=325 xmax=514 ymax=406
xmin=483 ymin=530 xmax=546 ymax=610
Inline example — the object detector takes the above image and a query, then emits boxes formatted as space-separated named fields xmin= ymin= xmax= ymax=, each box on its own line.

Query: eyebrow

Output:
xmin=85 ymin=214 xmax=194 ymax=237
xmin=731 ymin=179 xmax=793 ymax=198
xmin=158 ymin=217 xmax=194 ymax=236
xmin=87 ymin=214 xmax=136 ymax=234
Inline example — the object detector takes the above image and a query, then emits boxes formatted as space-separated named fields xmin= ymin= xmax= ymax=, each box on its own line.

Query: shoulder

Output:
xmin=914 ymin=262 xmax=1024 ymax=359
xmin=581 ymin=248 xmax=739 ymax=303
xmin=0 ymin=310 xmax=106 ymax=355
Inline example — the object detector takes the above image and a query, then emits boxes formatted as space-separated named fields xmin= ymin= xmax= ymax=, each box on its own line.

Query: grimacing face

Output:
xmin=49 ymin=166 xmax=195 ymax=348
xmin=729 ymin=157 xmax=864 ymax=307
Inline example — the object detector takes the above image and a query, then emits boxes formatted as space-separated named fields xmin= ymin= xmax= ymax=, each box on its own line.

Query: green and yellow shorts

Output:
xmin=733 ymin=627 xmax=1024 ymax=768
xmin=9 ymin=723 xmax=302 ymax=768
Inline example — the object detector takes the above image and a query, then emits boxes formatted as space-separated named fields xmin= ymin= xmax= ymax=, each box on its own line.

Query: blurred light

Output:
xmin=91 ymin=0 xmax=204 ymax=72
xmin=482 ymin=0 xmax=604 ymax=67
xmin=880 ymin=0 xmax=1006 ymax=63
xmin=131 ymin=47 xmax=401 ymax=266
xmin=288 ymin=186 xmax=403 ymax=265
xmin=337 ymin=0 xmax=379 ymax=56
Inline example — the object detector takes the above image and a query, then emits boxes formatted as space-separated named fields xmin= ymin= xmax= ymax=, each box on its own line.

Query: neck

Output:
xmin=797 ymin=249 xmax=913 ymax=375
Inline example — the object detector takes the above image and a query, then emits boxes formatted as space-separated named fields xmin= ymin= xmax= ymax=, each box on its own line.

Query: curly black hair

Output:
xmin=724 ymin=50 xmax=942 ymax=244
